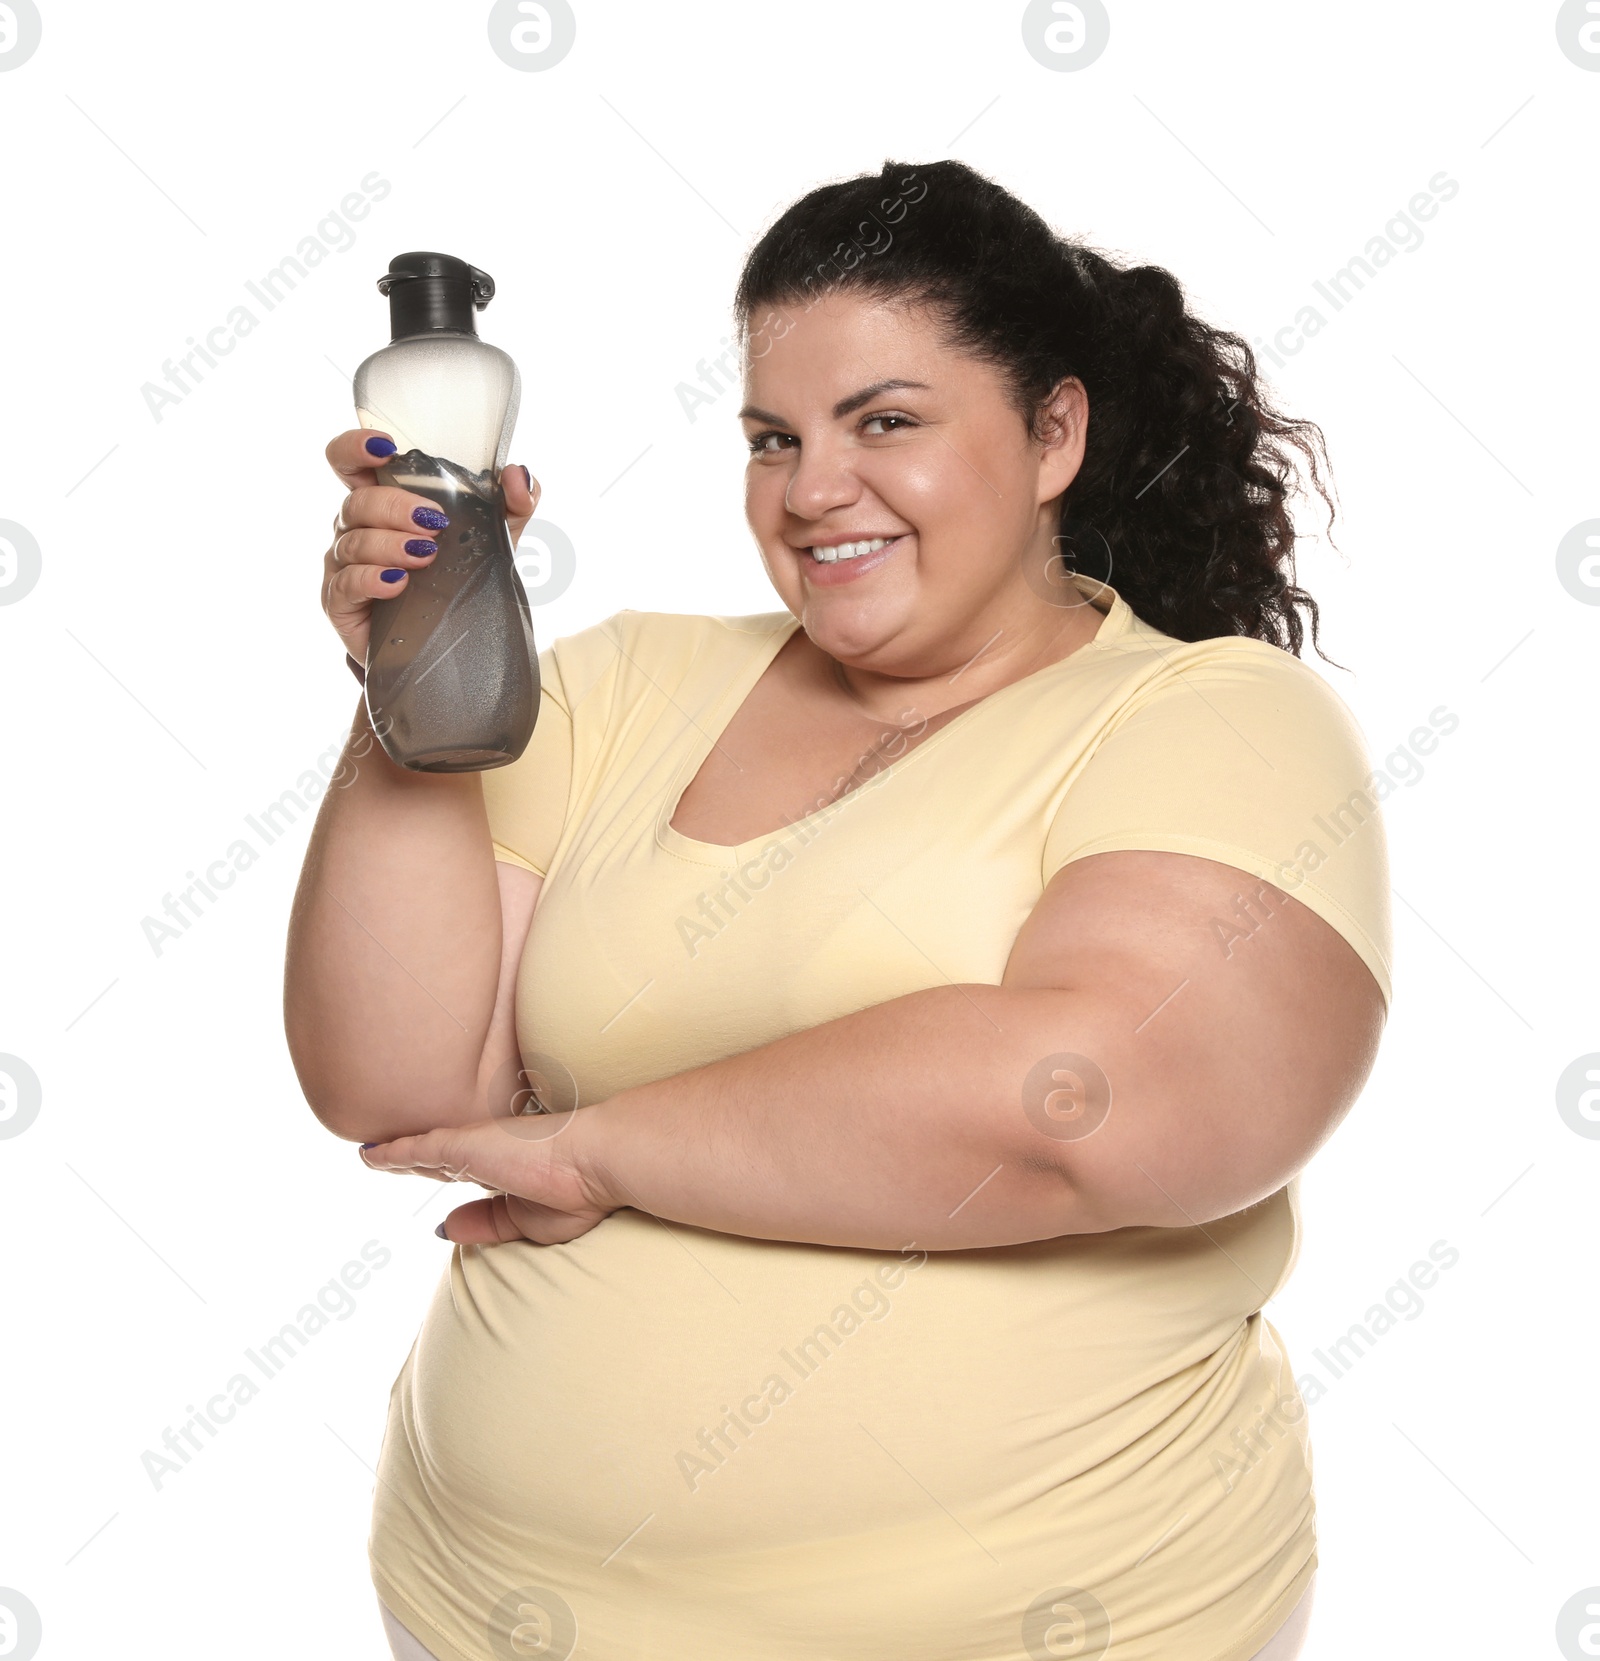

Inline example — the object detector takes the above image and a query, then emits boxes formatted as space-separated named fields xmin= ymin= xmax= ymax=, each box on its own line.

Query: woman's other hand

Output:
xmin=358 ymin=1112 xmax=615 ymax=1246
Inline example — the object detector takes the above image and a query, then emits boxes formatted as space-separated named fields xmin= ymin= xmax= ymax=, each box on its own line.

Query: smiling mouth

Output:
xmin=806 ymin=535 xmax=903 ymax=564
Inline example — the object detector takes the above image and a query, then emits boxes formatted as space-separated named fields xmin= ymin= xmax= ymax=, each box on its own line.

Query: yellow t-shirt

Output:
xmin=370 ymin=572 xmax=1393 ymax=1661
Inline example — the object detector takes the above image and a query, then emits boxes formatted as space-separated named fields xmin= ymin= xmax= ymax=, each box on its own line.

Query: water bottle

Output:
xmin=353 ymin=251 xmax=538 ymax=772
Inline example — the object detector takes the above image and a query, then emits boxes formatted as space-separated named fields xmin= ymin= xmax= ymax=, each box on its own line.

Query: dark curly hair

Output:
xmin=732 ymin=158 xmax=1343 ymax=666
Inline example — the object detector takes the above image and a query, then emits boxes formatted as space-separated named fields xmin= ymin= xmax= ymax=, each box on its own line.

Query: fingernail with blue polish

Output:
xmin=404 ymin=539 xmax=437 ymax=557
xmin=412 ymin=507 xmax=449 ymax=530
xmin=520 ymin=465 xmax=532 ymax=492
xmin=380 ymin=569 xmax=405 ymax=584
xmin=360 ymin=1142 xmax=376 ymax=1149
xmin=434 ymin=1223 xmax=448 ymax=1239
xmin=365 ymin=436 xmax=397 ymax=457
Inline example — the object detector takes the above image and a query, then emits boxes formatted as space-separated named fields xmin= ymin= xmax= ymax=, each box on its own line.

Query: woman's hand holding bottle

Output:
xmin=320 ymin=427 xmax=540 ymax=664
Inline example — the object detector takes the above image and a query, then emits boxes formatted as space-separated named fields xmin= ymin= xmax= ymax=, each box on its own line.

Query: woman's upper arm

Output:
xmin=473 ymin=859 xmax=543 ymax=1117
xmin=1006 ymin=644 xmax=1394 ymax=1231
xmin=1003 ymin=847 xmax=1386 ymax=1230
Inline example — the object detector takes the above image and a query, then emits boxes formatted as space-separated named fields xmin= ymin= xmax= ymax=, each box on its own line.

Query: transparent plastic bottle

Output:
xmin=352 ymin=251 xmax=538 ymax=772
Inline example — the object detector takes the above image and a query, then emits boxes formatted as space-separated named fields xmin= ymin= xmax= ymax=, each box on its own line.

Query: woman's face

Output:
xmin=739 ymin=290 xmax=1088 ymax=677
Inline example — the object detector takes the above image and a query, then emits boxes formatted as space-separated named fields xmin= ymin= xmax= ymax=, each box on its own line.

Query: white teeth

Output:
xmin=810 ymin=536 xmax=892 ymax=563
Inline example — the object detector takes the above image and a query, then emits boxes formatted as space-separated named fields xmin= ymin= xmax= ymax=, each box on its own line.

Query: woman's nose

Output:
xmin=784 ymin=440 xmax=861 ymax=522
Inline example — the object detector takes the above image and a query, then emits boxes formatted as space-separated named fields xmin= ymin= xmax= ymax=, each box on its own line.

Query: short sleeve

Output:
xmin=480 ymin=641 xmax=573 ymax=878
xmin=1041 ymin=644 xmax=1394 ymax=1011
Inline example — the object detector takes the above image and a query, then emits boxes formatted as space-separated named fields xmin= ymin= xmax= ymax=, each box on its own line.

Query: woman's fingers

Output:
xmin=320 ymin=559 xmax=415 ymax=655
xmin=333 ymin=485 xmax=450 ymax=556
xmin=324 ymin=492 xmax=445 ymax=617
xmin=321 ymin=447 xmax=539 ymax=664
xmin=501 ymin=463 xmax=540 ymax=548
xmin=321 ymin=432 xmax=453 ymax=656
xmin=361 ymin=1120 xmax=615 ymax=1246
xmin=360 ymin=1127 xmax=474 ymax=1179
xmin=326 ymin=427 xmax=400 ymax=491
xmin=436 ymin=1193 xmax=602 ymax=1248
xmin=436 ymin=1195 xmax=522 ymax=1244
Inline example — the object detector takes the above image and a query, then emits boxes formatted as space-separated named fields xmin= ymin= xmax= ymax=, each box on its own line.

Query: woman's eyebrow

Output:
xmin=832 ymin=378 xmax=931 ymax=418
xmin=737 ymin=379 xmax=933 ymax=427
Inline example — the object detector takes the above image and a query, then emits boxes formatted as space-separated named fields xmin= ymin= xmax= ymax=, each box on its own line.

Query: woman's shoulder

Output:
xmin=1043 ymin=606 xmax=1395 ymax=1011
xmin=1096 ymin=605 xmax=1374 ymax=749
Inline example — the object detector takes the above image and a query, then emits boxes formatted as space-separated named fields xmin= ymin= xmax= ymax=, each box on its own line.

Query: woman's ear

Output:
xmin=1035 ymin=377 xmax=1089 ymax=501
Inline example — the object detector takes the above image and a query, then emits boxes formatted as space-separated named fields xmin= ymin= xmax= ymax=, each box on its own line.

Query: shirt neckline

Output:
xmin=655 ymin=572 xmax=1134 ymax=864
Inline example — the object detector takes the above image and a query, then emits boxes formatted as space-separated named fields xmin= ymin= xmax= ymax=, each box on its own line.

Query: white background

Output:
xmin=1 ymin=2 xmax=1596 ymax=1657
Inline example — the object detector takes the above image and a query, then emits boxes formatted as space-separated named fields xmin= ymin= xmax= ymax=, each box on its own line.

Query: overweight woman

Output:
xmin=285 ymin=159 xmax=1391 ymax=1661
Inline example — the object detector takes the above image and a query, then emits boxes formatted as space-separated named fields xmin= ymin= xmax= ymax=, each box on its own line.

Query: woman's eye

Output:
xmin=745 ymin=415 xmax=916 ymax=454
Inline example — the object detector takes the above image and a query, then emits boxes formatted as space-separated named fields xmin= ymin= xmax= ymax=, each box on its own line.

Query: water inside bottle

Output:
xmin=363 ymin=449 xmax=538 ymax=772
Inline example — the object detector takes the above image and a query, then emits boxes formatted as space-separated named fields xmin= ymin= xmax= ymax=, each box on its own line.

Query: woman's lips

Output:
xmin=799 ymin=534 xmax=907 ymax=586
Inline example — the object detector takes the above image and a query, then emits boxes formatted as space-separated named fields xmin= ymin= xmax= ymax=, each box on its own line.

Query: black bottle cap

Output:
xmin=377 ymin=251 xmax=495 ymax=340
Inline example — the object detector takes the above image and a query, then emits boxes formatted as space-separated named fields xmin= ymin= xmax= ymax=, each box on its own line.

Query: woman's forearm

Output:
xmin=570 ymin=982 xmax=1111 ymax=1251
xmin=284 ymin=697 xmax=504 ymax=1141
